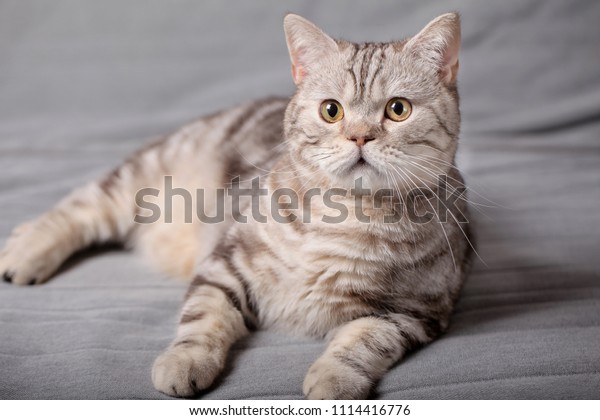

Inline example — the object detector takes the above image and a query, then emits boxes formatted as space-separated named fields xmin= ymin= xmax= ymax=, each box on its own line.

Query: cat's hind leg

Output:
xmin=0 ymin=171 xmax=137 ymax=285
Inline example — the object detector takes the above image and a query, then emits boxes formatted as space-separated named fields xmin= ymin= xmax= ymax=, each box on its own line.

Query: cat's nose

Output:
xmin=347 ymin=136 xmax=376 ymax=147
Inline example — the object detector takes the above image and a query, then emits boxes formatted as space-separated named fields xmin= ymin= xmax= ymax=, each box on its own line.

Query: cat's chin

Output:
xmin=330 ymin=166 xmax=390 ymax=192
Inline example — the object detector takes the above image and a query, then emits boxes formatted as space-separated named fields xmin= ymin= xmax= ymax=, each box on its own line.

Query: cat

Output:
xmin=0 ymin=13 xmax=472 ymax=399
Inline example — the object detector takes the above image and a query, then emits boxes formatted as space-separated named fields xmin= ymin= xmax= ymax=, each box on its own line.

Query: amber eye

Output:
xmin=320 ymin=100 xmax=344 ymax=123
xmin=385 ymin=97 xmax=412 ymax=122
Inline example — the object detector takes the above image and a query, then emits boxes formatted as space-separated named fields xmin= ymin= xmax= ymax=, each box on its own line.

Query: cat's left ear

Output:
xmin=283 ymin=14 xmax=339 ymax=84
xmin=404 ymin=12 xmax=461 ymax=85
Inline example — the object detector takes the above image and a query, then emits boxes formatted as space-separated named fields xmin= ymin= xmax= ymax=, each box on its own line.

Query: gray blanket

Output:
xmin=1 ymin=0 xmax=599 ymax=399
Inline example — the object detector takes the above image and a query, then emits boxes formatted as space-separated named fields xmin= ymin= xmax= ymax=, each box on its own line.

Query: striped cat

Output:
xmin=0 ymin=13 xmax=472 ymax=399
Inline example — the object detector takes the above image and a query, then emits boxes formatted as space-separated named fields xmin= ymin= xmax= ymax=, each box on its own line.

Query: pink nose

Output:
xmin=347 ymin=136 xmax=375 ymax=146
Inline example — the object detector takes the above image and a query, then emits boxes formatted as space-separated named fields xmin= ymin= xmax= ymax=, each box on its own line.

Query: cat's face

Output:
xmin=284 ymin=14 xmax=461 ymax=192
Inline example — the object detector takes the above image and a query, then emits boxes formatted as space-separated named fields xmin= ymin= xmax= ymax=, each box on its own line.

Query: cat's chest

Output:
xmin=238 ymin=208 xmax=433 ymax=335
xmin=257 ymin=264 xmax=399 ymax=336
xmin=254 ymin=229 xmax=407 ymax=336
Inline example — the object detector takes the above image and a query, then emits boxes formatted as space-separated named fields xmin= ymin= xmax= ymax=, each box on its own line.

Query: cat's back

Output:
xmin=129 ymin=97 xmax=288 ymax=279
xmin=183 ymin=96 xmax=289 ymax=186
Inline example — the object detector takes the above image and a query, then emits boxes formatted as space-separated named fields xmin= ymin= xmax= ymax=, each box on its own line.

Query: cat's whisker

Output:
xmin=409 ymin=154 xmax=509 ymax=210
xmin=232 ymin=148 xmax=274 ymax=174
xmin=400 ymin=164 xmax=486 ymax=268
xmin=267 ymin=137 xmax=297 ymax=153
xmin=403 ymin=161 xmax=494 ymax=224
xmin=387 ymin=162 xmax=458 ymax=271
xmin=308 ymin=152 xmax=334 ymax=159
xmin=402 ymin=159 xmax=474 ymax=223
xmin=402 ymin=158 xmax=496 ymax=219
xmin=297 ymin=166 xmax=328 ymax=193
xmin=409 ymin=154 xmax=505 ymax=208
xmin=381 ymin=167 xmax=420 ymax=273
xmin=403 ymin=164 xmax=496 ymax=227
xmin=405 ymin=155 xmax=468 ymax=186
xmin=403 ymin=154 xmax=466 ymax=182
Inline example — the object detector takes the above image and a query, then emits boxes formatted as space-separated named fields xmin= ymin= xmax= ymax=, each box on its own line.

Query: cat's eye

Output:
xmin=385 ymin=97 xmax=412 ymax=122
xmin=320 ymin=100 xmax=344 ymax=123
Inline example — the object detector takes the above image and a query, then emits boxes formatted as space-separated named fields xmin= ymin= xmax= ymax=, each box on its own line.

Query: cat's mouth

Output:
xmin=345 ymin=152 xmax=376 ymax=174
xmin=352 ymin=155 xmax=372 ymax=170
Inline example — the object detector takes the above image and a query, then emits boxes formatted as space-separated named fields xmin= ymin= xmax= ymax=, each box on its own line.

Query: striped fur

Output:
xmin=0 ymin=13 xmax=471 ymax=399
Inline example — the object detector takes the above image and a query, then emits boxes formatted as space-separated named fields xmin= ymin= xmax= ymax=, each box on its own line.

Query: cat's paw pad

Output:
xmin=152 ymin=344 xmax=223 ymax=398
xmin=0 ymin=222 xmax=61 ymax=286
xmin=303 ymin=356 xmax=372 ymax=400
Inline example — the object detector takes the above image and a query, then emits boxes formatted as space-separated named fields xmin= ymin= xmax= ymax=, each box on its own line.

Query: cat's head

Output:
xmin=283 ymin=13 xmax=461 ymax=192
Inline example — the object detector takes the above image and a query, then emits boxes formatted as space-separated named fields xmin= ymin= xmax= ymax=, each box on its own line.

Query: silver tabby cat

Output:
xmin=0 ymin=13 xmax=472 ymax=399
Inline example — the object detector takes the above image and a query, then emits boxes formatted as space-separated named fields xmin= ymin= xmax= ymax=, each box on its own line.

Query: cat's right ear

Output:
xmin=283 ymin=14 xmax=338 ymax=84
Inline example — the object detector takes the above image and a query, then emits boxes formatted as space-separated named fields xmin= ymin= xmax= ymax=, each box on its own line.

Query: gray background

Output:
xmin=1 ymin=0 xmax=599 ymax=399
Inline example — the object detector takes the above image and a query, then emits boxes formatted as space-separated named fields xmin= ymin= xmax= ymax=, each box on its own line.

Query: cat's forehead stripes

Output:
xmin=344 ymin=43 xmax=396 ymax=104
xmin=365 ymin=46 xmax=387 ymax=95
xmin=347 ymin=43 xmax=382 ymax=100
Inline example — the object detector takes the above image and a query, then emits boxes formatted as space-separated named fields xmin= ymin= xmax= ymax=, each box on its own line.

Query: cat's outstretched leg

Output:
xmin=0 ymin=175 xmax=135 ymax=286
xmin=303 ymin=314 xmax=434 ymax=400
xmin=152 ymin=261 xmax=254 ymax=397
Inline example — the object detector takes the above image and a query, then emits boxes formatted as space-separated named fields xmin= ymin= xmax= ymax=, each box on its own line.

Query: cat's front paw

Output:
xmin=152 ymin=344 xmax=224 ymax=398
xmin=0 ymin=222 xmax=60 ymax=286
xmin=303 ymin=356 xmax=372 ymax=400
